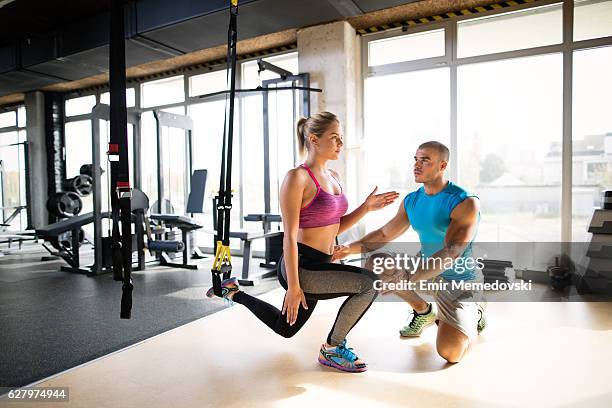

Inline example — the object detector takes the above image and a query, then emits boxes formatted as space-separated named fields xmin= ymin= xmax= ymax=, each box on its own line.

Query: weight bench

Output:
xmin=36 ymin=212 xmax=110 ymax=274
xmin=149 ymin=214 xmax=203 ymax=270
xmin=243 ymin=213 xmax=283 ymax=269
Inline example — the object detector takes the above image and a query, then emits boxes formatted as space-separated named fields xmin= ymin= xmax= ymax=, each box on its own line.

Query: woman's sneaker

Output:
xmin=399 ymin=303 xmax=437 ymax=337
xmin=206 ymin=277 xmax=239 ymax=303
xmin=318 ymin=340 xmax=367 ymax=373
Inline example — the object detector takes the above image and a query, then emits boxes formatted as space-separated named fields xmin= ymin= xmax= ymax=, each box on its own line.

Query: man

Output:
xmin=333 ymin=141 xmax=485 ymax=363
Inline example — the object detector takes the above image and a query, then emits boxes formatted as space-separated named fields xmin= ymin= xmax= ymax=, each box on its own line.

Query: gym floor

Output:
xmin=0 ymin=246 xmax=280 ymax=389
xmin=1 ymin=270 xmax=611 ymax=408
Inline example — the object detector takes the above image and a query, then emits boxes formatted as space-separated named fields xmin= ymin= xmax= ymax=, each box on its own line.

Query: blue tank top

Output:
xmin=403 ymin=181 xmax=479 ymax=281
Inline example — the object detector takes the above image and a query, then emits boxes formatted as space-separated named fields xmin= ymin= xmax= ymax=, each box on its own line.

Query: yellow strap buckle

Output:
xmin=212 ymin=240 xmax=232 ymax=271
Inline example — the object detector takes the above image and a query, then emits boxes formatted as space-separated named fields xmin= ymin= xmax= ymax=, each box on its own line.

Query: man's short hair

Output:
xmin=418 ymin=141 xmax=450 ymax=161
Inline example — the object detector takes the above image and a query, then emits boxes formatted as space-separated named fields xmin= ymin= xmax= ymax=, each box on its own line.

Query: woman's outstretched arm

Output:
xmin=337 ymin=182 xmax=399 ymax=235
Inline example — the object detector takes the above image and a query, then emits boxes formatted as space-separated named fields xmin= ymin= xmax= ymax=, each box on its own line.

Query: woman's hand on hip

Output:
xmin=332 ymin=244 xmax=350 ymax=261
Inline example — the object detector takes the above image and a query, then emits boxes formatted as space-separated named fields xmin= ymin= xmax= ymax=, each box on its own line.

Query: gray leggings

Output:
xmin=232 ymin=243 xmax=378 ymax=345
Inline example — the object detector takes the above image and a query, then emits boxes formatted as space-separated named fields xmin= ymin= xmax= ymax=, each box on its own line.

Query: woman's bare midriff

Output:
xmin=297 ymin=224 xmax=340 ymax=255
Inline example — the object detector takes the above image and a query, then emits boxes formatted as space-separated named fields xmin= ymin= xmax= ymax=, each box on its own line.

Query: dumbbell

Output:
xmin=47 ymin=192 xmax=83 ymax=217
xmin=79 ymin=164 xmax=105 ymax=178
xmin=62 ymin=175 xmax=93 ymax=196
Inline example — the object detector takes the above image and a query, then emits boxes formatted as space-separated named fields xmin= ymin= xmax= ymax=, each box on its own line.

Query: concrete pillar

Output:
xmin=297 ymin=21 xmax=365 ymax=239
xmin=24 ymin=91 xmax=49 ymax=228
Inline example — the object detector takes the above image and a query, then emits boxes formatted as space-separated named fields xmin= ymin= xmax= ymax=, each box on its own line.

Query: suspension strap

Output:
xmin=109 ymin=0 xmax=133 ymax=318
xmin=212 ymin=0 xmax=239 ymax=296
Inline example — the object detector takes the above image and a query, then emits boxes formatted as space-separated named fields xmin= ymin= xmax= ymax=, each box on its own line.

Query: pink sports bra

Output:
xmin=299 ymin=164 xmax=349 ymax=229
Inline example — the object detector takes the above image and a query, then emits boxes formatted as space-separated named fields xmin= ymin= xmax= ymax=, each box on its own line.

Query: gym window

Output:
xmin=0 ymin=111 xmax=16 ymax=127
xmin=362 ymin=0 xmax=612 ymax=242
xmin=368 ymin=29 xmax=445 ymax=67
xmin=574 ymin=0 xmax=612 ymax=41
xmin=141 ymin=75 xmax=185 ymax=108
xmin=0 ymin=106 xmax=28 ymax=231
xmin=457 ymin=54 xmax=563 ymax=242
xmin=100 ymin=88 xmax=136 ymax=107
xmin=572 ymin=45 xmax=612 ymax=240
xmin=189 ymin=69 xmax=227 ymax=97
xmin=363 ymin=67 xmax=450 ymax=242
xmin=457 ymin=3 xmax=562 ymax=58
xmin=65 ymin=95 xmax=97 ymax=117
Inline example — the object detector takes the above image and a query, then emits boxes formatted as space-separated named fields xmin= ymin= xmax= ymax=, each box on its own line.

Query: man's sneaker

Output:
xmin=477 ymin=302 xmax=487 ymax=334
xmin=318 ymin=340 xmax=367 ymax=373
xmin=206 ymin=277 xmax=239 ymax=303
xmin=399 ymin=303 xmax=437 ymax=337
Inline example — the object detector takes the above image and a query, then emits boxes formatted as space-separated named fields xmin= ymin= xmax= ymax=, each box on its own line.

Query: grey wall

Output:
xmin=24 ymin=91 xmax=48 ymax=228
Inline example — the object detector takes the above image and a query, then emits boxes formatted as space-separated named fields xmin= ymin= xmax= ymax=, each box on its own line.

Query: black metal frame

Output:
xmin=237 ymin=71 xmax=314 ymax=284
xmin=196 ymin=85 xmax=321 ymax=100
xmin=261 ymin=72 xmax=312 ymax=219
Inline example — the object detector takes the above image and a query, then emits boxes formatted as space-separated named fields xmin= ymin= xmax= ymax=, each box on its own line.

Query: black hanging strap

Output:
xmin=109 ymin=0 xmax=133 ymax=319
xmin=211 ymin=0 xmax=239 ymax=296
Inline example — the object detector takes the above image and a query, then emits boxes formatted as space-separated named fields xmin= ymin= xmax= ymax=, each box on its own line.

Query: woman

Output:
xmin=207 ymin=112 xmax=398 ymax=372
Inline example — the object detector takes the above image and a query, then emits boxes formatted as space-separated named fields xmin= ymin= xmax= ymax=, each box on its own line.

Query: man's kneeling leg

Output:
xmin=436 ymin=321 xmax=471 ymax=363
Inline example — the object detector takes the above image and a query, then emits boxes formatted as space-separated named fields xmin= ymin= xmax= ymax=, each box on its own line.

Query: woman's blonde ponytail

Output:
xmin=296 ymin=117 xmax=308 ymax=156
xmin=296 ymin=112 xmax=338 ymax=157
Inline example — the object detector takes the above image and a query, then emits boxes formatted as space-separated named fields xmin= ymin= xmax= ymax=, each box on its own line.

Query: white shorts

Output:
xmin=419 ymin=277 xmax=480 ymax=341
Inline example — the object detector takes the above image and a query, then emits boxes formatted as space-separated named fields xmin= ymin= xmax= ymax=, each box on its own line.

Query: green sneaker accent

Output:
xmin=477 ymin=302 xmax=487 ymax=334
xmin=399 ymin=304 xmax=437 ymax=337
